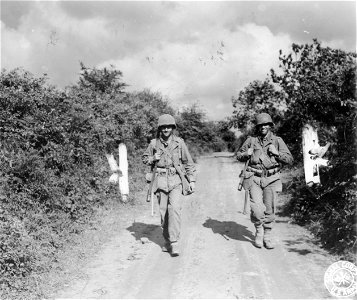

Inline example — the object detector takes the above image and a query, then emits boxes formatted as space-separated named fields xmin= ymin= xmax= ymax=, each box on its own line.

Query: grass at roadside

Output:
xmin=40 ymin=193 xmax=148 ymax=299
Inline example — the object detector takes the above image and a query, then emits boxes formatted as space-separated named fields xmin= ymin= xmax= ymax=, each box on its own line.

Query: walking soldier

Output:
xmin=237 ymin=113 xmax=293 ymax=249
xmin=142 ymin=114 xmax=196 ymax=256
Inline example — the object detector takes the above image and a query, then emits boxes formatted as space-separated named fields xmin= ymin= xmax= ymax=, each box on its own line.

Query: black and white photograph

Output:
xmin=1 ymin=1 xmax=356 ymax=299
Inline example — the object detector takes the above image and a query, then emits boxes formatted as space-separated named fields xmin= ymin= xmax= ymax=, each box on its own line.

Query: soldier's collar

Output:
xmin=265 ymin=131 xmax=273 ymax=140
xmin=159 ymin=135 xmax=172 ymax=146
xmin=258 ymin=131 xmax=273 ymax=142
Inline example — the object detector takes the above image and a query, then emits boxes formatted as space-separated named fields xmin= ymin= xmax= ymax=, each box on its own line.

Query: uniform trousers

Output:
xmin=248 ymin=176 xmax=282 ymax=229
xmin=158 ymin=184 xmax=183 ymax=243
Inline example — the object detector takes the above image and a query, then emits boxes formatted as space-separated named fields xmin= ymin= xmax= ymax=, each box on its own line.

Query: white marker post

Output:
xmin=302 ymin=124 xmax=330 ymax=187
xmin=118 ymin=143 xmax=129 ymax=202
xmin=105 ymin=143 xmax=129 ymax=202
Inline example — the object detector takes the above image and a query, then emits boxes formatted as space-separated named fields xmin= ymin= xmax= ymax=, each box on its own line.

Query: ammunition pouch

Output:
xmin=242 ymin=171 xmax=254 ymax=191
xmin=259 ymin=153 xmax=276 ymax=169
xmin=246 ymin=166 xmax=280 ymax=177
xmin=146 ymin=167 xmax=177 ymax=183
xmin=156 ymin=167 xmax=177 ymax=176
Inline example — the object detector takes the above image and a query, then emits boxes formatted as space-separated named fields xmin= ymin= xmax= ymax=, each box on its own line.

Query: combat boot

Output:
xmin=170 ymin=242 xmax=180 ymax=256
xmin=254 ymin=225 xmax=264 ymax=248
xmin=161 ymin=239 xmax=171 ymax=252
xmin=263 ymin=228 xmax=275 ymax=249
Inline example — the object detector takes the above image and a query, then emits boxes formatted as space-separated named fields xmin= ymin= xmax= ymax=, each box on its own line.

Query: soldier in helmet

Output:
xmin=142 ymin=114 xmax=196 ymax=256
xmin=237 ymin=112 xmax=293 ymax=249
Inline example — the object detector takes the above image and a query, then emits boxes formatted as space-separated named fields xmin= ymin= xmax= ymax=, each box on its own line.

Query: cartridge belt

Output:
xmin=247 ymin=166 xmax=280 ymax=177
xmin=156 ymin=167 xmax=177 ymax=176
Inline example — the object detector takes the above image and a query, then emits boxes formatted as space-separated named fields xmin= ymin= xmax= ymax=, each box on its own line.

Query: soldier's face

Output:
xmin=160 ymin=125 xmax=173 ymax=138
xmin=258 ymin=123 xmax=271 ymax=136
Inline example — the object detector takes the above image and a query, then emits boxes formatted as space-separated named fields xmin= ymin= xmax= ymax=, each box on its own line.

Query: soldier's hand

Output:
xmin=189 ymin=181 xmax=195 ymax=193
xmin=247 ymin=148 xmax=253 ymax=156
xmin=268 ymin=145 xmax=279 ymax=157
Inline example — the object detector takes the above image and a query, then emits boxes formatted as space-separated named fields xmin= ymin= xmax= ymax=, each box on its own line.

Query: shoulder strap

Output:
xmin=175 ymin=136 xmax=183 ymax=158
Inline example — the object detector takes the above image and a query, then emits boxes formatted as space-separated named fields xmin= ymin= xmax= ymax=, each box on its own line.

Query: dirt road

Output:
xmin=56 ymin=153 xmax=336 ymax=299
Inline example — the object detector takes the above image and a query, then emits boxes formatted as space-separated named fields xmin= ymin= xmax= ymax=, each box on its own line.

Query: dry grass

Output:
xmin=40 ymin=197 xmax=146 ymax=299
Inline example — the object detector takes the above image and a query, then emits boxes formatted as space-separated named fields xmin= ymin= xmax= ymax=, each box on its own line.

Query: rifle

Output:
xmin=238 ymin=159 xmax=249 ymax=191
xmin=146 ymin=164 xmax=157 ymax=202
xmin=238 ymin=158 xmax=250 ymax=215
xmin=146 ymin=163 xmax=157 ymax=217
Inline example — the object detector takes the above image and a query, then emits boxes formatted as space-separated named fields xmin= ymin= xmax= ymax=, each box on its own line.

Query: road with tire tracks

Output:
xmin=56 ymin=153 xmax=335 ymax=299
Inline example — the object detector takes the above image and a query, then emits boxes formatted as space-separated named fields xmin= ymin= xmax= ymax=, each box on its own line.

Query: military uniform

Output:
xmin=142 ymin=115 xmax=196 ymax=255
xmin=237 ymin=113 xmax=293 ymax=248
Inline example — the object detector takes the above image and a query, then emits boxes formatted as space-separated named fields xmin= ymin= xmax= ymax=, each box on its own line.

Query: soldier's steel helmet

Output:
xmin=255 ymin=113 xmax=274 ymax=126
xmin=158 ymin=114 xmax=176 ymax=128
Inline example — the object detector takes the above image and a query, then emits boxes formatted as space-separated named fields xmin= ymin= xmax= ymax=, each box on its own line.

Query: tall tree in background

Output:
xmin=78 ymin=62 xmax=128 ymax=93
xmin=271 ymin=39 xmax=356 ymax=156
xmin=69 ymin=64 xmax=174 ymax=154
xmin=176 ymin=103 xmax=235 ymax=154
xmin=231 ymin=79 xmax=287 ymax=134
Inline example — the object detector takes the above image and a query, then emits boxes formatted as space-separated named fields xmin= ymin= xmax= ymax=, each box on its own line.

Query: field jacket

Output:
xmin=142 ymin=135 xmax=196 ymax=192
xmin=237 ymin=132 xmax=293 ymax=189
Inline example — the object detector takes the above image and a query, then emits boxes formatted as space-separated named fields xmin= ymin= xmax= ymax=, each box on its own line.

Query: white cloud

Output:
xmin=1 ymin=21 xmax=31 ymax=70
xmin=1 ymin=1 xmax=354 ymax=120
xmin=97 ymin=21 xmax=292 ymax=120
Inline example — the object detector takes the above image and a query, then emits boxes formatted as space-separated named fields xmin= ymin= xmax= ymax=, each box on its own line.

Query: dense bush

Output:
xmin=0 ymin=68 xmax=115 ymax=298
xmin=284 ymin=162 xmax=356 ymax=260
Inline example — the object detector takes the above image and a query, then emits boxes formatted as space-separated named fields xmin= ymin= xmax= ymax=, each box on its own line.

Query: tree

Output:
xmin=270 ymin=39 xmax=356 ymax=154
xmin=176 ymin=104 xmax=237 ymax=154
xmin=78 ymin=62 xmax=128 ymax=93
xmin=231 ymin=79 xmax=287 ymax=133
xmin=269 ymin=39 xmax=357 ymax=257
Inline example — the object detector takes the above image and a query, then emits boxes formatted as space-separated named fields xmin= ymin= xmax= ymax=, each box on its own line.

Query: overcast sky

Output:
xmin=1 ymin=1 xmax=356 ymax=120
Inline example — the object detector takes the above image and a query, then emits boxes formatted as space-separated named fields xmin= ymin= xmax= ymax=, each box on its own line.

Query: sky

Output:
xmin=1 ymin=1 xmax=356 ymax=121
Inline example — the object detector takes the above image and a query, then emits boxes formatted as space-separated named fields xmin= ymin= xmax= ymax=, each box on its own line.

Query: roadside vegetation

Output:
xmin=1 ymin=39 xmax=355 ymax=299
xmin=231 ymin=39 xmax=356 ymax=262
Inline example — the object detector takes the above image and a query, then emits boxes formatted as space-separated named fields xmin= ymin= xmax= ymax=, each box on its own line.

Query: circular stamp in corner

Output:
xmin=324 ymin=260 xmax=357 ymax=298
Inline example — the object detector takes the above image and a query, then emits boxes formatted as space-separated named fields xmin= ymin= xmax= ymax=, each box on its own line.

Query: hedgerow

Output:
xmin=0 ymin=68 xmax=119 ymax=298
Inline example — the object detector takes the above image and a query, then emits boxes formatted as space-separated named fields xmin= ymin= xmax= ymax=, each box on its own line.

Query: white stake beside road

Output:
xmin=302 ymin=124 xmax=330 ymax=187
xmin=118 ymin=143 xmax=129 ymax=202
xmin=106 ymin=143 xmax=129 ymax=202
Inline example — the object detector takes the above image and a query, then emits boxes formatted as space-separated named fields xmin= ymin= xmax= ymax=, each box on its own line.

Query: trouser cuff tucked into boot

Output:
xmin=170 ymin=241 xmax=180 ymax=256
xmin=162 ymin=239 xmax=172 ymax=252
xmin=263 ymin=228 xmax=275 ymax=249
xmin=254 ymin=225 xmax=264 ymax=248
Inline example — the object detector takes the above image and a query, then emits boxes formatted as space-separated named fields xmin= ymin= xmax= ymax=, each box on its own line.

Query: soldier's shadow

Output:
xmin=203 ymin=218 xmax=254 ymax=243
xmin=126 ymin=222 xmax=163 ymax=247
